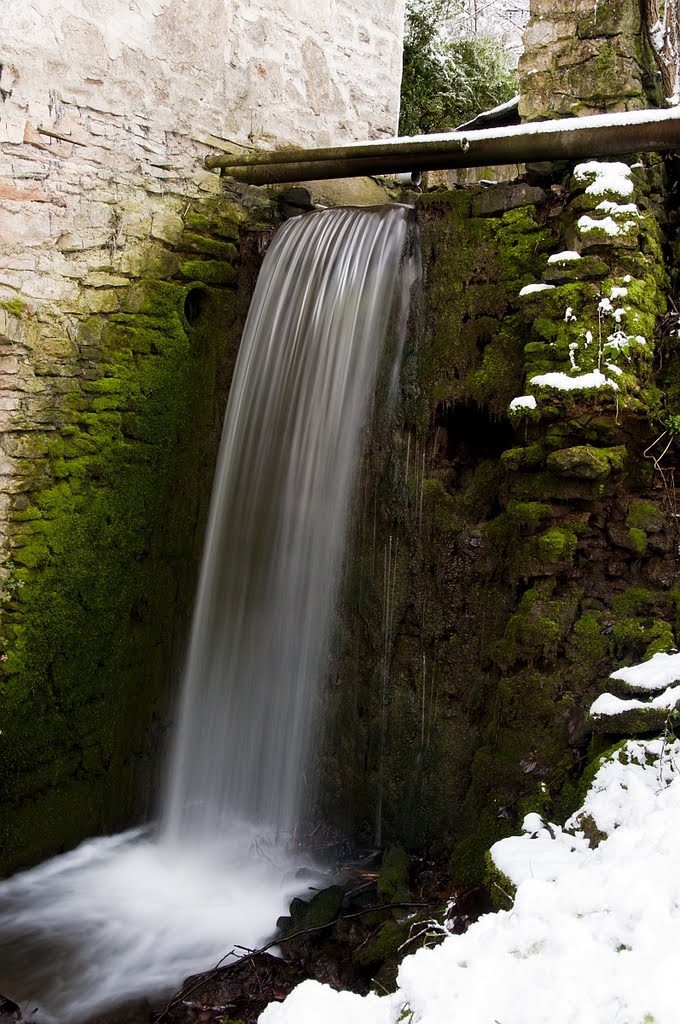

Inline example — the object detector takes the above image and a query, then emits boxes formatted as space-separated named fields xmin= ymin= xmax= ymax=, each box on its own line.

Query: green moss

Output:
xmin=569 ymin=612 xmax=609 ymax=664
xmin=626 ymin=499 xmax=664 ymax=532
xmin=0 ymin=260 xmax=247 ymax=871
xmin=501 ymin=443 xmax=546 ymax=471
xmin=0 ymin=298 xmax=26 ymax=316
xmin=184 ymin=213 xmax=212 ymax=232
xmin=377 ymin=845 xmax=411 ymax=903
xmin=627 ymin=526 xmax=648 ymax=554
xmin=537 ymin=526 xmax=577 ymax=563
xmin=422 ymin=478 xmax=459 ymax=533
xmin=281 ymin=885 xmax=345 ymax=935
xmin=611 ymin=617 xmax=675 ymax=662
xmin=178 ymin=259 xmax=238 ymax=285
xmin=182 ymin=233 xmax=238 ymax=260
xmin=546 ymin=445 xmax=626 ymax=480
xmin=493 ymin=206 xmax=550 ymax=293
xmin=352 ymin=919 xmax=410 ymax=967
xmin=184 ymin=202 xmax=244 ymax=239
xmin=484 ymin=848 xmax=516 ymax=910
xmin=487 ymin=501 xmax=554 ymax=539
xmin=449 ymin=806 xmax=514 ymax=887
xmin=493 ymin=586 xmax=578 ymax=669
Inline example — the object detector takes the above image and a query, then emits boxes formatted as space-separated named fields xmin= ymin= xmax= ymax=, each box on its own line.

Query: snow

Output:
xmin=590 ymin=685 xmax=680 ymax=718
xmin=596 ymin=200 xmax=639 ymax=216
xmin=604 ymin=329 xmax=640 ymax=352
xmin=650 ymin=18 xmax=665 ymax=52
xmin=572 ymin=160 xmax=635 ymax=197
xmin=509 ymin=395 xmax=536 ymax=410
xmin=610 ymin=650 xmax=680 ymax=691
xmin=341 ymin=106 xmax=680 ymax=150
xmin=547 ymin=250 xmax=581 ymax=263
xmin=519 ymin=282 xmax=555 ymax=296
xmin=530 ymin=369 xmax=619 ymax=391
xmin=599 ymin=297 xmax=626 ymax=324
xmin=577 ymin=214 xmax=636 ymax=237
xmin=610 ymin=286 xmax=628 ymax=299
xmin=261 ymin=980 xmax=395 ymax=1024
xmin=259 ymin=735 xmax=680 ymax=1024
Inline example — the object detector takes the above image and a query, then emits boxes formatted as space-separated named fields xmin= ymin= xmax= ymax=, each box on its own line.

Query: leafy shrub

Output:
xmin=399 ymin=0 xmax=517 ymax=136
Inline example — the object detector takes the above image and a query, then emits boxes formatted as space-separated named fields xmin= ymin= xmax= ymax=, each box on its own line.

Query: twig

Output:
xmin=156 ymin=900 xmax=433 ymax=1021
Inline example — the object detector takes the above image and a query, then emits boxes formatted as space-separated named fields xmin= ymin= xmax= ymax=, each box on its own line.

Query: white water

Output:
xmin=0 ymin=206 xmax=415 ymax=1022
xmin=163 ymin=205 xmax=414 ymax=839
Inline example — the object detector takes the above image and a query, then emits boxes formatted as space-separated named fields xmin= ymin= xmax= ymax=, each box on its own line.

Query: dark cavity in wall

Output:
xmin=434 ymin=400 xmax=515 ymax=473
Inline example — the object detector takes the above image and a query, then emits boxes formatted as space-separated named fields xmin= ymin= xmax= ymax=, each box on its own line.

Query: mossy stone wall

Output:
xmin=518 ymin=0 xmax=660 ymax=120
xmin=317 ymin=161 xmax=680 ymax=882
xmin=0 ymin=201 xmax=259 ymax=875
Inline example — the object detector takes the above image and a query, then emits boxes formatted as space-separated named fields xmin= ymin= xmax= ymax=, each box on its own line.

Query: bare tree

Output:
xmin=445 ymin=0 xmax=530 ymax=62
xmin=642 ymin=0 xmax=680 ymax=100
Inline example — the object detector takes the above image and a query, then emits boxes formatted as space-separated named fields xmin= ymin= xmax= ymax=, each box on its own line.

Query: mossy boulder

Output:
xmin=546 ymin=445 xmax=626 ymax=479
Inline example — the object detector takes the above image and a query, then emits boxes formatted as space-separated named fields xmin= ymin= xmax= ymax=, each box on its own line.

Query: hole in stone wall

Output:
xmin=434 ymin=400 xmax=514 ymax=467
xmin=183 ymin=287 xmax=205 ymax=325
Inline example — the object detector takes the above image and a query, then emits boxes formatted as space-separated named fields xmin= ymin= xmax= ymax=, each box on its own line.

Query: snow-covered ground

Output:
xmin=260 ymin=656 xmax=680 ymax=1024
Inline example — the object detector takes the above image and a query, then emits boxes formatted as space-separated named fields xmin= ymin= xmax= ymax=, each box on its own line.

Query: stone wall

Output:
xmin=0 ymin=0 xmax=404 ymax=150
xmin=518 ymin=0 xmax=659 ymax=121
xmin=318 ymin=155 xmax=680 ymax=879
xmin=0 ymin=0 xmax=406 ymax=872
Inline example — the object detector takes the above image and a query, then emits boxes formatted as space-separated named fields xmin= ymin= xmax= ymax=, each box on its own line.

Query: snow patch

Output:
xmin=547 ymin=250 xmax=581 ymax=263
xmin=530 ymin=369 xmax=619 ymax=391
xmin=573 ymin=160 xmax=634 ymax=197
xmin=610 ymin=650 xmax=680 ymax=691
xmin=259 ymin=737 xmax=680 ymax=1024
xmin=519 ymin=282 xmax=555 ymax=296
xmin=509 ymin=395 xmax=537 ymax=411
xmin=590 ymin=685 xmax=680 ymax=718
xmin=577 ymin=214 xmax=637 ymax=237
xmin=596 ymin=200 xmax=639 ymax=216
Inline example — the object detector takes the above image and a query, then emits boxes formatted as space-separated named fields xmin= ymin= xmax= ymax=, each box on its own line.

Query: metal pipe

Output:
xmin=204 ymin=108 xmax=680 ymax=185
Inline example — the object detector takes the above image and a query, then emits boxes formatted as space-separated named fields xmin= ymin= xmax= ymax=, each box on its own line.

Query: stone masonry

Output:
xmin=0 ymin=0 xmax=406 ymax=567
xmin=518 ymin=0 xmax=658 ymax=120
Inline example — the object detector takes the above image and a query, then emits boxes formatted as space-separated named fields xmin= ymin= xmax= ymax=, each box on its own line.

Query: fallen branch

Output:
xmin=156 ymin=900 xmax=432 ymax=1022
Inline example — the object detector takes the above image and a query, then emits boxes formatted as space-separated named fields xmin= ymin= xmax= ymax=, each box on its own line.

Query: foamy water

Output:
xmin=0 ymin=825 xmax=309 ymax=1022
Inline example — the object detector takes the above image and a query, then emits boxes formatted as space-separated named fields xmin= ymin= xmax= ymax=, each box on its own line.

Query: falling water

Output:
xmin=163 ymin=204 xmax=414 ymax=840
xmin=0 ymin=204 xmax=416 ymax=1022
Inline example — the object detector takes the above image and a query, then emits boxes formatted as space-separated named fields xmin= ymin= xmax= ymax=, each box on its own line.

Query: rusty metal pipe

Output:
xmin=204 ymin=108 xmax=680 ymax=185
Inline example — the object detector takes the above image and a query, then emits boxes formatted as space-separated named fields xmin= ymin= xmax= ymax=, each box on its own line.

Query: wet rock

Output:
xmin=278 ymin=883 xmax=345 ymax=937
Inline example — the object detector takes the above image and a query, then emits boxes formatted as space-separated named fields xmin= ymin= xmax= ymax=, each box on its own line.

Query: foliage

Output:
xmin=399 ymin=0 xmax=517 ymax=135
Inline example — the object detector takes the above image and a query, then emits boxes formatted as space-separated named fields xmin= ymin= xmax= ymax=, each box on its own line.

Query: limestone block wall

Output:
xmin=0 ymin=0 xmax=404 ymax=150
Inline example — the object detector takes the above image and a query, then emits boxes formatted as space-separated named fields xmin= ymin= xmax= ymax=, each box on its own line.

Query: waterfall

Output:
xmin=0 ymin=204 xmax=417 ymax=1022
xmin=163 ymin=204 xmax=413 ymax=841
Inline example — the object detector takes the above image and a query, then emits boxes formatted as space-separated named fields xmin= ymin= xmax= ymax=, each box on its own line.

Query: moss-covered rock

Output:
xmin=546 ymin=445 xmax=626 ymax=479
